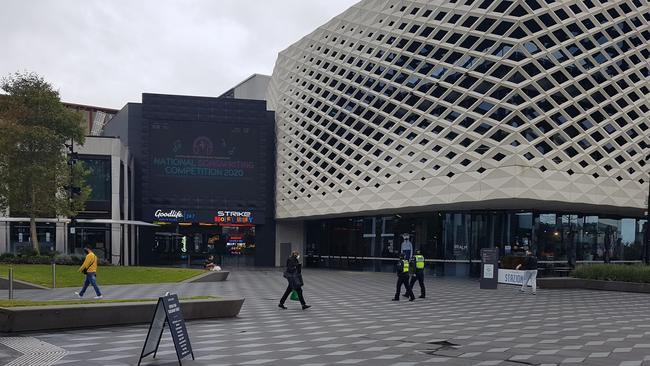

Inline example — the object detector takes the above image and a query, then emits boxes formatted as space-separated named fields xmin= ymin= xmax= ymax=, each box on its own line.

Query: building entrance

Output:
xmin=151 ymin=223 xmax=255 ymax=267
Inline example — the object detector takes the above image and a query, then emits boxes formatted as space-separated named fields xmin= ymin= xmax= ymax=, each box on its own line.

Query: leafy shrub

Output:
xmin=53 ymin=254 xmax=84 ymax=265
xmin=17 ymin=248 xmax=40 ymax=257
xmin=0 ymin=253 xmax=16 ymax=261
xmin=0 ymin=253 xmax=111 ymax=266
xmin=572 ymin=264 xmax=650 ymax=283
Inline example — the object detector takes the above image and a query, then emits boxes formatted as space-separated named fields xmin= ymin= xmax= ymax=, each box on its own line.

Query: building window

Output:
xmin=82 ymin=158 xmax=111 ymax=201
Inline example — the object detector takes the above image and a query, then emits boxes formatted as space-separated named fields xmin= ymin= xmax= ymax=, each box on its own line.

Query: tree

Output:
xmin=0 ymin=72 xmax=91 ymax=254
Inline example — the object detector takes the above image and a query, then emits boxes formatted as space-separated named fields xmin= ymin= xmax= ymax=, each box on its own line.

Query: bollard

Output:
xmin=52 ymin=262 xmax=56 ymax=289
xmin=8 ymin=266 xmax=13 ymax=300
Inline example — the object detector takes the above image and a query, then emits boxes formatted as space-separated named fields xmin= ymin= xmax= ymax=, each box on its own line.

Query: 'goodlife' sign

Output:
xmin=153 ymin=209 xmax=197 ymax=222
xmin=498 ymin=269 xmax=534 ymax=286
xmin=155 ymin=210 xmax=184 ymax=219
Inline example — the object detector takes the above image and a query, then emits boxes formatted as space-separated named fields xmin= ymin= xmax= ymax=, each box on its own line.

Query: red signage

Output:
xmin=214 ymin=210 xmax=254 ymax=224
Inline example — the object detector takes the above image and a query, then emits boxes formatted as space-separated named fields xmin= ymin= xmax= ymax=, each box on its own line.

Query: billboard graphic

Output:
xmin=149 ymin=122 xmax=259 ymax=196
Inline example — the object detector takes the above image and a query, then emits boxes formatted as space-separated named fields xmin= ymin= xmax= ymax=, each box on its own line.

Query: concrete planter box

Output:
xmin=0 ymin=297 xmax=244 ymax=333
xmin=184 ymin=271 xmax=229 ymax=282
xmin=539 ymin=277 xmax=650 ymax=293
xmin=0 ymin=277 xmax=48 ymax=290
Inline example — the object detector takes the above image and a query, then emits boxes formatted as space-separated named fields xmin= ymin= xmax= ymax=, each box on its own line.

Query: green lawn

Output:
xmin=0 ymin=296 xmax=215 ymax=308
xmin=0 ymin=264 xmax=205 ymax=288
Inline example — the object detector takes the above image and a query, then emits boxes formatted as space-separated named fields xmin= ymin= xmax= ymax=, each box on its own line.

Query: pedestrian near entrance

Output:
xmin=279 ymin=251 xmax=311 ymax=310
xmin=409 ymin=250 xmax=426 ymax=298
xmin=400 ymin=234 xmax=413 ymax=260
xmin=393 ymin=253 xmax=415 ymax=301
xmin=74 ymin=245 xmax=102 ymax=299
xmin=516 ymin=250 xmax=538 ymax=295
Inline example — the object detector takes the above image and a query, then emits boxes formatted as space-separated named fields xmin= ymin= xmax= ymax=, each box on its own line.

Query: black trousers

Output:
xmin=395 ymin=275 xmax=414 ymax=300
xmin=280 ymin=282 xmax=306 ymax=306
xmin=409 ymin=270 xmax=425 ymax=297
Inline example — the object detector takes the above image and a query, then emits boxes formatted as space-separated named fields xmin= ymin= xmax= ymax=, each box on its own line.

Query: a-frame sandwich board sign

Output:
xmin=138 ymin=293 xmax=194 ymax=366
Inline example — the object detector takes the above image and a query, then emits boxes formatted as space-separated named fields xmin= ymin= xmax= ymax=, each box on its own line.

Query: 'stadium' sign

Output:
xmin=138 ymin=293 xmax=194 ymax=366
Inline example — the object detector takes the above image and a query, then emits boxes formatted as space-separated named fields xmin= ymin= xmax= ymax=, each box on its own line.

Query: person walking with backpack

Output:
xmin=75 ymin=245 xmax=103 ymax=299
xmin=278 ymin=251 xmax=311 ymax=310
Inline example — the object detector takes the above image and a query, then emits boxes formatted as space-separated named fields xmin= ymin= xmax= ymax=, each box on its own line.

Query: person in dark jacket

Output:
xmin=393 ymin=253 xmax=415 ymax=301
xmin=279 ymin=251 xmax=311 ymax=310
xmin=516 ymin=250 xmax=538 ymax=295
xmin=408 ymin=250 xmax=426 ymax=298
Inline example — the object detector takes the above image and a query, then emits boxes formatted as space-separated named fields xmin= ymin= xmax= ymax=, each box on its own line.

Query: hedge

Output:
xmin=572 ymin=264 xmax=650 ymax=283
xmin=0 ymin=252 xmax=111 ymax=266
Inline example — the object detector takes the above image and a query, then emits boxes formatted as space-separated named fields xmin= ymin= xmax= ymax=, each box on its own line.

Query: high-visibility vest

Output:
xmin=402 ymin=259 xmax=410 ymax=273
xmin=414 ymin=255 xmax=425 ymax=269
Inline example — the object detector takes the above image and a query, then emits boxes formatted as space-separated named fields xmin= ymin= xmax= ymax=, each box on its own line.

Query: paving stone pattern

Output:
xmin=3 ymin=269 xmax=650 ymax=365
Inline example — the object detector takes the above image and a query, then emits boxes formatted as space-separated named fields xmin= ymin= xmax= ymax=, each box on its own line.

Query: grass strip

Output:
xmin=0 ymin=264 xmax=205 ymax=288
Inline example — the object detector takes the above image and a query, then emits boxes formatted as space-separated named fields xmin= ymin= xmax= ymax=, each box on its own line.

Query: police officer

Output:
xmin=409 ymin=249 xmax=426 ymax=298
xmin=393 ymin=253 xmax=415 ymax=301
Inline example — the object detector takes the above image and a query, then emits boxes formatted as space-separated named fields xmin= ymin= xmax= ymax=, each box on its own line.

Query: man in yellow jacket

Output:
xmin=74 ymin=245 xmax=103 ymax=299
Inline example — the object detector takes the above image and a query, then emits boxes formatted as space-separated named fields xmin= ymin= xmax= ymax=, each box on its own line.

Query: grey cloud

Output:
xmin=0 ymin=0 xmax=359 ymax=109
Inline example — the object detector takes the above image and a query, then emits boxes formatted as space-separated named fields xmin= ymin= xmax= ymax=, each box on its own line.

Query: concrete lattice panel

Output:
xmin=269 ymin=0 xmax=650 ymax=220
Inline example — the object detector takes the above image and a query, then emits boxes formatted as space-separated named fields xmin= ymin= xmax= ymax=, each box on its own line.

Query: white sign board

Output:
xmin=498 ymin=269 xmax=533 ymax=286
xmin=483 ymin=264 xmax=494 ymax=279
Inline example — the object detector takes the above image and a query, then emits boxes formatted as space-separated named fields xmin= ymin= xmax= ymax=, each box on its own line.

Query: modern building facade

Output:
xmin=0 ymin=136 xmax=139 ymax=264
xmin=269 ymin=0 xmax=650 ymax=274
xmin=103 ymin=87 xmax=276 ymax=266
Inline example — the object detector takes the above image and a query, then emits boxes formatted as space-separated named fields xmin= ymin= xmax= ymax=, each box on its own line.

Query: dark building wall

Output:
xmin=107 ymin=94 xmax=276 ymax=266
xmin=138 ymin=93 xmax=274 ymax=222
xmin=103 ymin=103 xmax=145 ymax=221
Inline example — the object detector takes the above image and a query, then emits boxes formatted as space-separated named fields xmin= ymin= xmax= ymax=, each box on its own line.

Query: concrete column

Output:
xmin=122 ymin=151 xmax=130 ymax=266
xmin=55 ymin=222 xmax=66 ymax=254
xmin=275 ymin=220 xmax=305 ymax=267
xmin=111 ymin=150 xmax=121 ymax=265
xmin=0 ymin=221 xmax=8 ymax=253
xmin=111 ymin=223 xmax=121 ymax=265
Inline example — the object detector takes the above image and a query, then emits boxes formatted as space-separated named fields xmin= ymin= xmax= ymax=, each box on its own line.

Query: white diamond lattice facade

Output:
xmin=268 ymin=0 xmax=650 ymax=220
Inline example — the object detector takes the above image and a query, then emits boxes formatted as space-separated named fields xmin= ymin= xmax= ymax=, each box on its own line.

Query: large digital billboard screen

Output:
xmin=149 ymin=121 xmax=259 ymax=197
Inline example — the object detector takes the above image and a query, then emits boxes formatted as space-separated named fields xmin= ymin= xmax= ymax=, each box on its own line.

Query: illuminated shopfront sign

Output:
xmin=153 ymin=209 xmax=197 ymax=222
xmin=214 ymin=210 xmax=254 ymax=224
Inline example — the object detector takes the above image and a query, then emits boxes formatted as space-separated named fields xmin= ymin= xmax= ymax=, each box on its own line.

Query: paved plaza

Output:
xmin=2 ymin=269 xmax=650 ymax=365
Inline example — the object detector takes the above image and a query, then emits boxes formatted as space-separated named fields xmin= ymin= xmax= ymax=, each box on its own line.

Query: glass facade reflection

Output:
xmin=304 ymin=210 xmax=647 ymax=277
xmin=9 ymin=222 xmax=57 ymax=254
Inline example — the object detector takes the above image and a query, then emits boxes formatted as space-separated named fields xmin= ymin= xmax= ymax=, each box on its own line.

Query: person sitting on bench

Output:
xmin=204 ymin=255 xmax=221 ymax=271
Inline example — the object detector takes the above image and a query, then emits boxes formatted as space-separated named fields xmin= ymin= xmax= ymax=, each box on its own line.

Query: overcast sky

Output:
xmin=1 ymin=0 xmax=359 ymax=109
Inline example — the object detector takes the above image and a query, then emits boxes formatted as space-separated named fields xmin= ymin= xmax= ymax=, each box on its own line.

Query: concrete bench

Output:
xmin=185 ymin=271 xmax=229 ymax=283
